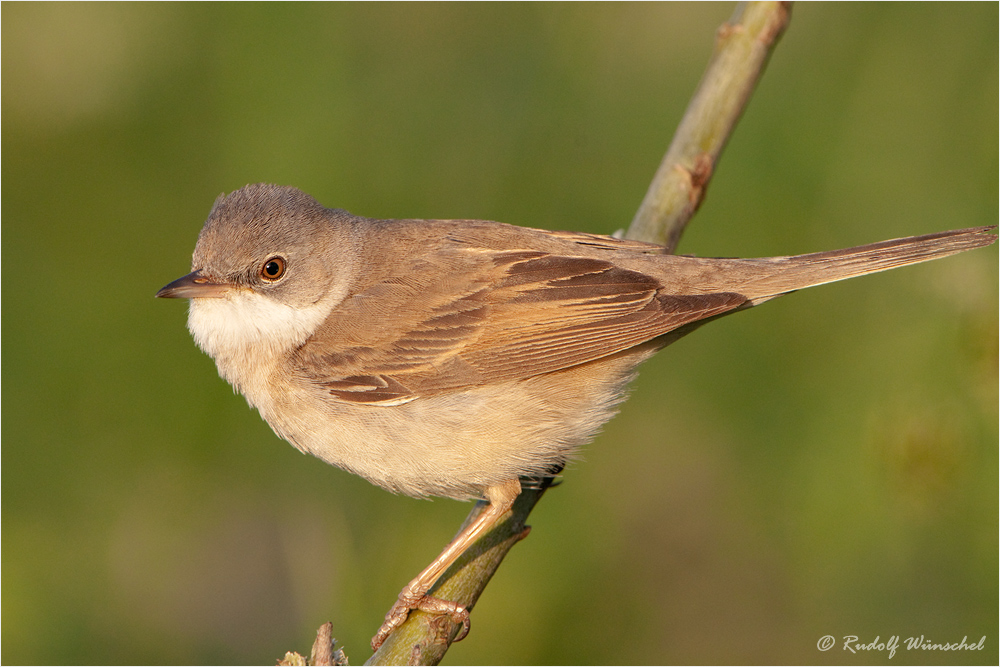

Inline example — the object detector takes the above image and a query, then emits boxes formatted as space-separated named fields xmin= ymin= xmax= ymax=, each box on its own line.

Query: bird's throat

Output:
xmin=187 ymin=291 xmax=330 ymax=397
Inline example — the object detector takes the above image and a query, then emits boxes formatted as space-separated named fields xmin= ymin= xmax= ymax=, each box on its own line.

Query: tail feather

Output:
xmin=740 ymin=225 xmax=996 ymax=304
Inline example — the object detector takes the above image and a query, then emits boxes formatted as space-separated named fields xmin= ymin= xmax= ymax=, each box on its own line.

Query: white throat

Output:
xmin=187 ymin=290 xmax=332 ymax=395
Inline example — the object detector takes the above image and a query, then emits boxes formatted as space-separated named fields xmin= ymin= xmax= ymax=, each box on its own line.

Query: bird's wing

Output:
xmin=294 ymin=242 xmax=746 ymax=404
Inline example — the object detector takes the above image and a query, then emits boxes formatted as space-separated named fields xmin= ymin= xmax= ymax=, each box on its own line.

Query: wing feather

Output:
xmin=294 ymin=245 xmax=746 ymax=403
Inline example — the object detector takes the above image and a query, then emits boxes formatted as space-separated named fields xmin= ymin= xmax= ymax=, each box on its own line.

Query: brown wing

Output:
xmin=293 ymin=245 xmax=746 ymax=404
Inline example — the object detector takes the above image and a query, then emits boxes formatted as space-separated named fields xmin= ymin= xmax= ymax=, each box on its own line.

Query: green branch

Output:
xmin=627 ymin=1 xmax=791 ymax=250
xmin=287 ymin=3 xmax=793 ymax=665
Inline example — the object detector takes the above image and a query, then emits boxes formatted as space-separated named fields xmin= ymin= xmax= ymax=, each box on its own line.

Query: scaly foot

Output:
xmin=371 ymin=593 xmax=470 ymax=651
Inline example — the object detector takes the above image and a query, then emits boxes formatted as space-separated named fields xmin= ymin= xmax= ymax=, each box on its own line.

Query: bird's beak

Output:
xmin=156 ymin=270 xmax=231 ymax=299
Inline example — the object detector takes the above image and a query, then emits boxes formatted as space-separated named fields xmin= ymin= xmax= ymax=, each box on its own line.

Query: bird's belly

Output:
xmin=261 ymin=347 xmax=656 ymax=500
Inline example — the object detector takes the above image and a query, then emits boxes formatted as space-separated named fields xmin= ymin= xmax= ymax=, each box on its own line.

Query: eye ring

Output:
xmin=260 ymin=257 xmax=286 ymax=282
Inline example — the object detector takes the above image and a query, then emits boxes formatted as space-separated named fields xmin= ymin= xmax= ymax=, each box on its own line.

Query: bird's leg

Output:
xmin=370 ymin=478 xmax=521 ymax=651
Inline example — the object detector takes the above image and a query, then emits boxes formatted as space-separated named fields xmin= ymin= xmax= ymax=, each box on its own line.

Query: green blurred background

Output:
xmin=3 ymin=3 xmax=997 ymax=664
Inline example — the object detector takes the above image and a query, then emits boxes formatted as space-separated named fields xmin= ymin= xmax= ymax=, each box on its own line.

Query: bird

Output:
xmin=156 ymin=183 xmax=996 ymax=649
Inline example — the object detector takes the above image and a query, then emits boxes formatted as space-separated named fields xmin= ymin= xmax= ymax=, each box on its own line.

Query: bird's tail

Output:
xmin=736 ymin=225 xmax=996 ymax=304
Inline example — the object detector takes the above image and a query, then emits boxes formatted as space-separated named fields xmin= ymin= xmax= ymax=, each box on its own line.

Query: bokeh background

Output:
xmin=3 ymin=3 xmax=997 ymax=664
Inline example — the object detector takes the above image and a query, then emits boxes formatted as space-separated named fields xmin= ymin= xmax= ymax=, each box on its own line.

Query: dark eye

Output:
xmin=260 ymin=257 xmax=286 ymax=281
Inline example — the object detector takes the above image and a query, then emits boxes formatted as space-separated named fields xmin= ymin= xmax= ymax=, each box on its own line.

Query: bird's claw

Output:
xmin=371 ymin=593 xmax=470 ymax=651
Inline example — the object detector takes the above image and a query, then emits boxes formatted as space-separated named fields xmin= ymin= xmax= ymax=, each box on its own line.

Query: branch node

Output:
xmin=716 ymin=22 xmax=744 ymax=43
xmin=687 ymin=153 xmax=715 ymax=208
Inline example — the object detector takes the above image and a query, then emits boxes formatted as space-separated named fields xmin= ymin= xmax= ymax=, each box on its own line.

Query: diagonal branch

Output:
xmin=357 ymin=2 xmax=793 ymax=664
xmin=627 ymin=1 xmax=791 ymax=251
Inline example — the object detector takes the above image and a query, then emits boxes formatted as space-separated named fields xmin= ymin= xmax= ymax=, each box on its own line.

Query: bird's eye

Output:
xmin=260 ymin=257 xmax=286 ymax=281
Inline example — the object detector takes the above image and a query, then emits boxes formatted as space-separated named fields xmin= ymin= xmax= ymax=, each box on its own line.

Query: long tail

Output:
xmin=735 ymin=225 xmax=996 ymax=304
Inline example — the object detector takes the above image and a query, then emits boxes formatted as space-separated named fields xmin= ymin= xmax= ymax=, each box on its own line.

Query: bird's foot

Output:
xmin=370 ymin=592 xmax=470 ymax=651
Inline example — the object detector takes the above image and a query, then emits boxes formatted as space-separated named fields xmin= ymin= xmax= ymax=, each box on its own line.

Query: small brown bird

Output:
xmin=157 ymin=183 xmax=996 ymax=649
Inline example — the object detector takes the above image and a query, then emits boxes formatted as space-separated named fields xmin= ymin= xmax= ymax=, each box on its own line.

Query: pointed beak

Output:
xmin=156 ymin=270 xmax=231 ymax=299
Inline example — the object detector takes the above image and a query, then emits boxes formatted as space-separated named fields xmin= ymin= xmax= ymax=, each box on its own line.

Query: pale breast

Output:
xmin=261 ymin=343 xmax=659 ymax=500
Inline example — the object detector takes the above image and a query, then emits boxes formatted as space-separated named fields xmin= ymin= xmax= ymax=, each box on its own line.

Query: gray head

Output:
xmin=190 ymin=184 xmax=356 ymax=307
xmin=159 ymin=184 xmax=357 ymax=307
xmin=157 ymin=184 xmax=359 ymax=367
